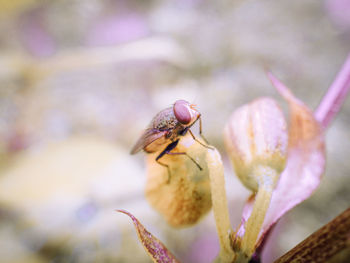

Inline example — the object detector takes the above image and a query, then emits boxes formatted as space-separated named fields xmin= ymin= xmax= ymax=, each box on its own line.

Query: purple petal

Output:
xmin=117 ymin=210 xmax=179 ymax=263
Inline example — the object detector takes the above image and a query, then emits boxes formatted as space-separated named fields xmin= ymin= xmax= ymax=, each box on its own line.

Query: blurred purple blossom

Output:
xmin=19 ymin=8 xmax=56 ymax=57
xmin=325 ymin=0 xmax=350 ymax=35
xmin=87 ymin=14 xmax=149 ymax=46
xmin=188 ymin=233 xmax=219 ymax=263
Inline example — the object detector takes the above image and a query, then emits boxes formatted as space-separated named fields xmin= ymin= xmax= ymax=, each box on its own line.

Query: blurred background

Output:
xmin=0 ymin=0 xmax=349 ymax=262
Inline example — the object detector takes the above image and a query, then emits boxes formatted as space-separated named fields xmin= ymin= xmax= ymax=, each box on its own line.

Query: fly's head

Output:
xmin=173 ymin=100 xmax=200 ymax=127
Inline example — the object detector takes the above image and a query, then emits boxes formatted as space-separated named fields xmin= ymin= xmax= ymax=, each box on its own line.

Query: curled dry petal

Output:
xmin=253 ymin=73 xmax=326 ymax=249
xmin=145 ymin=134 xmax=213 ymax=227
xmin=117 ymin=210 xmax=179 ymax=263
xmin=224 ymin=98 xmax=288 ymax=191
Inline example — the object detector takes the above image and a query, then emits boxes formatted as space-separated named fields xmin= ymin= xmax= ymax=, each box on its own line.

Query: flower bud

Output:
xmin=224 ymin=98 xmax=288 ymax=191
xmin=145 ymin=134 xmax=215 ymax=227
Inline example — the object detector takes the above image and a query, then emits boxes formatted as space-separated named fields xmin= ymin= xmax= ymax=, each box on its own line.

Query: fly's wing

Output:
xmin=130 ymin=128 xmax=168 ymax=154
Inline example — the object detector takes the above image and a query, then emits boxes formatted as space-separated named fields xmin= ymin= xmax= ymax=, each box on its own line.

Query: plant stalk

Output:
xmin=238 ymin=166 xmax=277 ymax=262
xmin=208 ymin=150 xmax=235 ymax=263
xmin=315 ymin=53 xmax=350 ymax=128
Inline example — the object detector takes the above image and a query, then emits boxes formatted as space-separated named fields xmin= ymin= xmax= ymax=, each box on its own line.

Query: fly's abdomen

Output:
xmin=144 ymin=136 xmax=169 ymax=153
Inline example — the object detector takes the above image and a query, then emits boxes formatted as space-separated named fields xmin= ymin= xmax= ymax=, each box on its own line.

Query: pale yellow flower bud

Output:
xmin=224 ymin=97 xmax=288 ymax=191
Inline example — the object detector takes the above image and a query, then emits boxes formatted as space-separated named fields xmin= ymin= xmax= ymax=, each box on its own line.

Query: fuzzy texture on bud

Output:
xmin=145 ymin=134 xmax=214 ymax=227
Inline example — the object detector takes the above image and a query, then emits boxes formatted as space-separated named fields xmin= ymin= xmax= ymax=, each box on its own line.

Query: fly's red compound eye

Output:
xmin=174 ymin=100 xmax=192 ymax=124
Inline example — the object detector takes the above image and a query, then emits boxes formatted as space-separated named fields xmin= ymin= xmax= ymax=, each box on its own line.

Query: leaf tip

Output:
xmin=267 ymin=72 xmax=293 ymax=100
xmin=117 ymin=209 xmax=137 ymax=222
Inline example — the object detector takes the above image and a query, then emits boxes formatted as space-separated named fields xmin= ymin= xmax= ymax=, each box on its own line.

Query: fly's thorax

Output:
xmin=168 ymin=124 xmax=187 ymax=141
xmin=151 ymin=108 xmax=178 ymax=130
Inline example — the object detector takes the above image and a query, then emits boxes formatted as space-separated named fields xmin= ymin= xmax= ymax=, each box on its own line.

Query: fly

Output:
xmin=130 ymin=100 xmax=213 ymax=182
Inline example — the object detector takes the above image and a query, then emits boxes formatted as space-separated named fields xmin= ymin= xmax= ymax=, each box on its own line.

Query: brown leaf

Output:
xmin=118 ymin=210 xmax=179 ymax=263
xmin=275 ymin=207 xmax=350 ymax=263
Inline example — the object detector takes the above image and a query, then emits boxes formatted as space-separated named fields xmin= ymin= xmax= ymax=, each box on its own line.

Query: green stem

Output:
xmin=238 ymin=166 xmax=277 ymax=262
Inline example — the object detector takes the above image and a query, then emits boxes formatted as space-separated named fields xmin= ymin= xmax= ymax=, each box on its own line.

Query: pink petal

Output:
xmin=235 ymin=195 xmax=254 ymax=240
xmin=315 ymin=53 xmax=350 ymax=128
xmin=118 ymin=210 xmax=179 ymax=263
xmin=259 ymin=73 xmax=326 ymax=242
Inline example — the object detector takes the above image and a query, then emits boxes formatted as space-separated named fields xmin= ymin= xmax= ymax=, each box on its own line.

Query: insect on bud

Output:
xmin=224 ymin=98 xmax=288 ymax=191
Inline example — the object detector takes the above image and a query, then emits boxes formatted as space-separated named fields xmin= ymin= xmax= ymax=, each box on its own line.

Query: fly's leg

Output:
xmin=199 ymin=116 xmax=213 ymax=147
xmin=156 ymin=140 xmax=203 ymax=183
xmin=188 ymin=129 xmax=214 ymax=150
xmin=166 ymin=151 xmax=202 ymax=171
xmin=156 ymin=140 xmax=179 ymax=183
xmin=156 ymin=159 xmax=171 ymax=182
